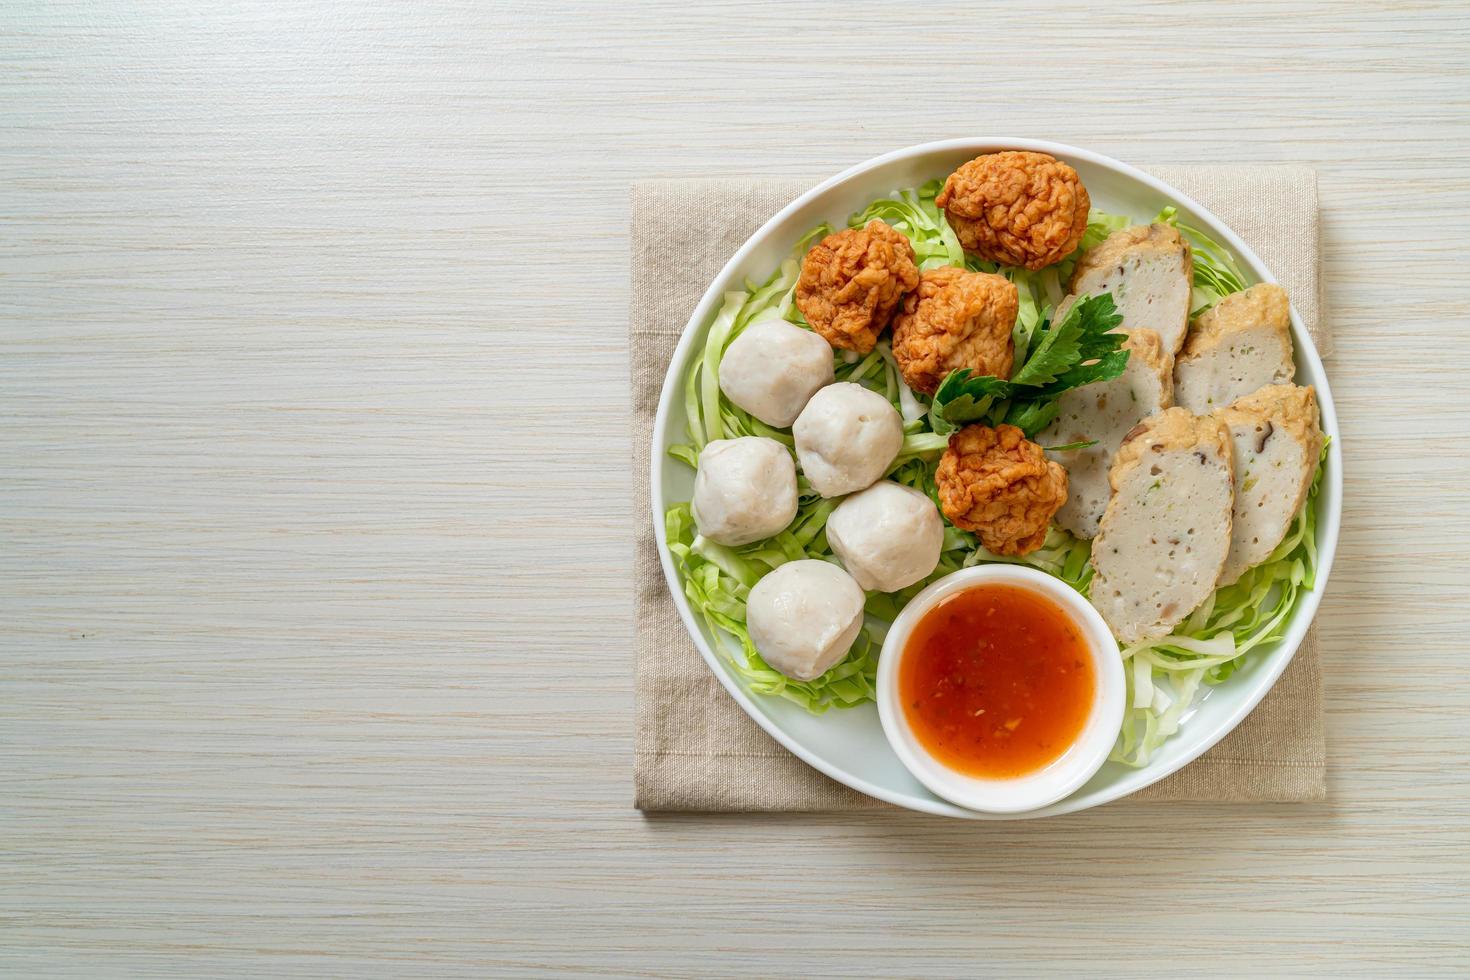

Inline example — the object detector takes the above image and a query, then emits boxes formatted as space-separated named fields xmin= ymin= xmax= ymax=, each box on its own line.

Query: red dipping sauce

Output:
xmin=899 ymin=584 xmax=1095 ymax=779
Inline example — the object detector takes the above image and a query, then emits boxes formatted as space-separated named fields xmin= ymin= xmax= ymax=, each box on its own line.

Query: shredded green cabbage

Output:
xmin=848 ymin=180 xmax=964 ymax=271
xmin=664 ymin=182 xmax=1326 ymax=763
xmin=1154 ymin=204 xmax=1250 ymax=316
xmin=665 ymin=504 xmax=880 ymax=712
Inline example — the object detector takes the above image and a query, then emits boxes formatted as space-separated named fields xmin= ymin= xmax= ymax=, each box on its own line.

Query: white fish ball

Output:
xmin=746 ymin=559 xmax=866 ymax=681
xmin=691 ymin=437 xmax=798 ymax=547
xmin=718 ymin=316 xmax=835 ymax=428
xmin=792 ymin=382 xmax=904 ymax=498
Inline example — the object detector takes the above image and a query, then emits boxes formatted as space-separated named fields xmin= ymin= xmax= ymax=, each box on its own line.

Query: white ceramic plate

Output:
xmin=650 ymin=139 xmax=1341 ymax=819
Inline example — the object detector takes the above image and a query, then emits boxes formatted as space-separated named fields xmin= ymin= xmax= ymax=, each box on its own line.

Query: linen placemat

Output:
xmin=632 ymin=166 xmax=1328 ymax=811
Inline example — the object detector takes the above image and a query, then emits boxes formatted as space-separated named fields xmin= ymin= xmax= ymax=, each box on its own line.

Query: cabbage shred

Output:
xmin=666 ymin=181 xmax=1326 ymax=762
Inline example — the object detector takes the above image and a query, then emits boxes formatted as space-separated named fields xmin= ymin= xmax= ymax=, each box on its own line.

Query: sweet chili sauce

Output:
xmin=899 ymin=585 xmax=1095 ymax=779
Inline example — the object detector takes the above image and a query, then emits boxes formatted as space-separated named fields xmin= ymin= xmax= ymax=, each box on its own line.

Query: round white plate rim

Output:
xmin=649 ymin=138 xmax=1342 ymax=819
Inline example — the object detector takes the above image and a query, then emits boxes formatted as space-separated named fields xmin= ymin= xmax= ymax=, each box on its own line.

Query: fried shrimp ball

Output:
xmin=794 ymin=220 xmax=919 ymax=354
xmin=890 ymin=267 xmax=1017 ymax=395
xmin=936 ymin=424 xmax=1068 ymax=557
xmin=935 ymin=151 xmax=1090 ymax=270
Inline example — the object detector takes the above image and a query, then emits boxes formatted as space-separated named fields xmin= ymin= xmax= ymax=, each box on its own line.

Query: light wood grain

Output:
xmin=3 ymin=0 xmax=1469 ymax=975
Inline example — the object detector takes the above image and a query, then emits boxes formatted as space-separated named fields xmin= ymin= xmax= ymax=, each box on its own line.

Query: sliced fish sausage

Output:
xmin=1175 ymin=284 xmax=1295 ymax=414
xmin=1090 ymin=408 xmax=1234 ymax=644
xmin=1059 ymin=223 xmax=1194 ymax=355
xmin=1041 ymin=330 xmax=1174 ymax=540
xmin=1215 ymin=383 xmax=1323 ymax=586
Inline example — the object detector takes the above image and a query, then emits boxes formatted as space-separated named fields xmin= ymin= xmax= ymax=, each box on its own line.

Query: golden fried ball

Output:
xmin=890 ymin=267 xmax=1017 ymax=396
xmin=794 ymin=220 xmax=919 ymax=354
xmin=935 ymin=151 xmax=1091 ymax=271
xmin=936 ymin=423 xmax=1068 ymax=556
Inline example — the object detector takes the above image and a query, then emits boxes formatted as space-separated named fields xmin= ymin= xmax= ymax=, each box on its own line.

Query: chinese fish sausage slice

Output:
xmin=1090 ymin=408 xmax=1235 ymax=644
xmin=1041 ymin=329 xmax=1174 ymax=540
xmin=1175 ymin=283 xmax=1295 ymax=414
xmin=1215 ymin=383 xmax=1323 ymax=587
xmin=1058 ymin=223 xmax=1194 ymax=355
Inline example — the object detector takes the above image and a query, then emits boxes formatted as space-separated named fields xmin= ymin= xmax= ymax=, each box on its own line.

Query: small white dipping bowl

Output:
xmin=876 ymin=565 xmax=1125 ymax=815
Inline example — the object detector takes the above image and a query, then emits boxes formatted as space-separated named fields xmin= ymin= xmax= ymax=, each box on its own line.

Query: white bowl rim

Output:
xmin=875 ymin=565 xmax=1126 ymax=814
xmin=649 ymin=138 xmax=1342 ymax=819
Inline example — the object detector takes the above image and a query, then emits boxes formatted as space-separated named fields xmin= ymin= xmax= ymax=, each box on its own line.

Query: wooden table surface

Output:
xmin=5 ymin=1 xmax=1469 ymax=975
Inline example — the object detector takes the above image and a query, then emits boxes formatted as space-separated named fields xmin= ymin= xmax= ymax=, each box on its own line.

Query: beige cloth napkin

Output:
xmin=632 ymin=166 xmax=1328 ymax=811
